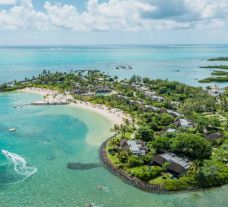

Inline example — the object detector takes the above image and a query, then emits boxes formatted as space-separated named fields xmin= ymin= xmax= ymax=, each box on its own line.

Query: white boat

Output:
xmin=9 ymin=128 xmax=16 ymax=132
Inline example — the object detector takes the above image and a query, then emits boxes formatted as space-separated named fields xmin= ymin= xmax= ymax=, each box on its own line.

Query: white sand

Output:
xmin=19 ymin=87 xmax=130 ymax=126
xmin=69 ymin=102 xmax=128 ymax=126
xmin=20 ymin=87 xmax=57 ymax=96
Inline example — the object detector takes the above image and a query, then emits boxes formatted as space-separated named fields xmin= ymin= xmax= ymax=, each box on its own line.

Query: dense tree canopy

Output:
xmin=171 ymin=133 xmax=212 ymax=160
xmin=135 ymin=126 xmax=154 ymax=142
xmin=152 ymin=137 xmax=171 ymax=153
xmin=197 ymin=160 xmax=228 ymax=188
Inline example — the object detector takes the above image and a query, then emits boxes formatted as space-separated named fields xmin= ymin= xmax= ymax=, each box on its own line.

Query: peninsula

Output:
xmin=1 ymin=70 xmax=228 ymax=192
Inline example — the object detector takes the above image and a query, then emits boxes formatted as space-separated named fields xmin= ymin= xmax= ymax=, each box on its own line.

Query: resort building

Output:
xmin=139 ymin=86 xmax=151 ymax=93
xmin=131 ymin=83 xmax=141 ymax=89
xmin=166 ymin=109 xmax=182 ymax=117
xmin=153 ymin=153 xmax=191 ymax=176
xmin=166 ymin=128 xmax=177 ymax=133
xmin=116 ymin=95 xmax=129 ymax=101
xmin=144 ymin=105 xmax=161 ymax=112
xmin=170 ymin=101 xmax=180 ymax=109
xmin=175 ymin=118 xmax=194 ymax=128
xmin=120 ymin=139 xmax=147 ymax=155
xmin=150 ymin=95 xmax=164 ymax=102
xmin=204 ymin=132 xmax=223 ymax=141
xmin=95 ymin=86 xmax=112 ymax=95
xmin=144 ymin=91 xmax=156 ymax=97
xmin=73 ymin=88 xmax=87 ymax=95
xmin=208 ymin=85 xmax=223 ymax=97
xmin=129 ymin=100 xmax=144 ymax=106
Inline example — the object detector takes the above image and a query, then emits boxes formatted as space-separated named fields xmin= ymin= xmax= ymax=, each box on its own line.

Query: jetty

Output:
xmin=31 ymin=100 xmax=68 ymax=105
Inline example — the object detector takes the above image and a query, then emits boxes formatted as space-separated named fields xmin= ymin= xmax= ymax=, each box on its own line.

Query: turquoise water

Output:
xmin=0 ymin=46 xmax=228 ymax=206
xmin=0 ymin=45 xmax=228 ymax=87
xmin=0 ymin=92 xmax=228 ymax=207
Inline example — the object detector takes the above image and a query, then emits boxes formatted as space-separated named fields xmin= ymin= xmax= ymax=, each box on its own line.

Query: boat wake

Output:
xmin=0 ymin=150 xmax=37 ymax=185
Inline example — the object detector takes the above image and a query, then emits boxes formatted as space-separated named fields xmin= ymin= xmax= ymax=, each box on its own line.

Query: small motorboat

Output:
xmin=9 ymin=128 xmax=16 ymax=132
xmin=96 ymin=185 xmax=103 ymax=190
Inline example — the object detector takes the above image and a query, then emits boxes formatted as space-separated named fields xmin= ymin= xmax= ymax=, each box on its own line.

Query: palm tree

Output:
xmin=132 ymin=117 xmax=136 ymax=129
xmin=124 ymin=118 xmax=130 ymax=126
xmin=120 ymin=124 xmax=127 ymax=138
xmin=110 ymin=124 xmax=120 ymax=138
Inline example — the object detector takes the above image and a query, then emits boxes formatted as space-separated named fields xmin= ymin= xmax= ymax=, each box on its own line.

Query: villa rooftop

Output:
xmin=153 ymin=153 xmax=191 ymax=175
xmin=166 ymin=128 xmax=177 ymax=133
xmin=175 ymin=118 xmax=194 ymax=128
xmin=166 ymin=109 xmax=182 ymax=117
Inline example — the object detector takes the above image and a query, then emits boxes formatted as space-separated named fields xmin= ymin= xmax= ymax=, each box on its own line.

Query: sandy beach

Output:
xmin=20 ymin=87 xmax=57 ymax=96
xmin=69 ymin=102 xmax=128 ymax=126
xmin=19 ymin=87 xmax=129 ymax=126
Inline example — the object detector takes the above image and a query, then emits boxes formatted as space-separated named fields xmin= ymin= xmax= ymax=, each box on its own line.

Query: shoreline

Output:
xmin=18 ymin=87 xmax=225 ymax=193
xmin=99 ymin=138 xmax=227 ymax=194
xmin=100 ymin=137 xmax=169 ymax=194
xmin=18 ymin=87 xmax=130 ymax=126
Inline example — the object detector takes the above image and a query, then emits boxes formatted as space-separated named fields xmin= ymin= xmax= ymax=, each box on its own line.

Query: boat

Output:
xmin=9 ymin=128 xmax=16 ymax=132
xmin=96 ymin=185 xmax=103 ymax=190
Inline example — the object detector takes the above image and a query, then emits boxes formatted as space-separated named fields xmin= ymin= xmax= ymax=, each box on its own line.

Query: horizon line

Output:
xmin=0 ymin=43 xmax=228 ymax=47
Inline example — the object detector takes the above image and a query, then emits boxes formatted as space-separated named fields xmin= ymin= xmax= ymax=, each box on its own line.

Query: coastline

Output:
xmin=18 ymin=87 xmax=133 ymax=147
xmin=99 ymin=138 xmax=225 ymax=194
xmin=100 ymin=137 xmax=168 ymax=194
xmin=17 ymin=87 xmax=226 ymax=193
xmin=18 ymin=87 xmax=129 ymax=126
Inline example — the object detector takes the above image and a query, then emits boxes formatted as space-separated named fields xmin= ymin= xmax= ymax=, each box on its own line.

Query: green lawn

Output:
xmin=149 ymin=173 xmax=173 ymax=185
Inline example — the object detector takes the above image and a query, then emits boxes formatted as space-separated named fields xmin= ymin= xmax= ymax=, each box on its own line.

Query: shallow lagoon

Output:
xmin=0 ymin=92 xmax=228 ymax=207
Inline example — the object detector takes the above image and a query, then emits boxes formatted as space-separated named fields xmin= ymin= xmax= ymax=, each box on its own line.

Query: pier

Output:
xmin=31 ymin=100 xmax=69 ymax=105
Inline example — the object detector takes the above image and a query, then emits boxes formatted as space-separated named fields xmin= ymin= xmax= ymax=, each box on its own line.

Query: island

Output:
xmin=199 ymin=57 xmax=228 ymax=83
xmin=200 ymin=65 xmax=228 ymax=70
xmin=199 ymin=67 xmax=228 ymax=83
xmin=199 ymin=76 xmax=228 ymax=83
xmin=1 ymin=70 xmax=228 ymax=192
xmin=208 ymin=57 xmax=228 ymax=61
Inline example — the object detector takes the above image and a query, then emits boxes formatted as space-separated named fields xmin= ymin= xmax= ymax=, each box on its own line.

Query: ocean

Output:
xmin=0 ymin=45 xmax=228 ymax=87
xmin=0 ymin=45 xmax=228 ymax=207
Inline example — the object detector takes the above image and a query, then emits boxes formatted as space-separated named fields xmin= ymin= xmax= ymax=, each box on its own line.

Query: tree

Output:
xmin=128 ymin=156 xmax=143 ymax=167
xmin=132 ymin=166 xmax=163 ymax=182
xmin=160 ymin=113 xmax=174 ymax=126
xmin=152 ymin=137 xmax=171 ymax=153
xmin=149 ymin=122 xmax=159 ymax=131
xmin=194 ymin=115 xmax=221 ymax=133
xmin=171 ymin=133 xmax=212 ymax=160
xmin=120 ymin=124 xmax=127 ymax=138
xmin=123 ymin=118 xmax=130 ymax=128
xmin=135 ymin=126 xmax=154 ymax=142
xmin=117 ymin=151 xmax=129 ymax=163
xmin=197 ymin=160 xmax=228 ymax=188
xmin=110 ymin=124 xmax=120 ymax=138
xmin=132 ymin=117 xmax=136 ymax=129
xmin=126 ymin=91 xmax=134 ymax=97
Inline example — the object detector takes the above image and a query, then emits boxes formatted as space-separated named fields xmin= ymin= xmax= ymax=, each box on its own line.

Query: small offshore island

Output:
xmin=199 ymin=57 xmax=228 ymax=83
xmin=1 ymin=69 xmax=228 ymax=193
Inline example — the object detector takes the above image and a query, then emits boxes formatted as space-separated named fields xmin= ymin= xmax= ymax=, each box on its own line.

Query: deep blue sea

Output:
xmin=0 ymin=45 xmax=228 ymax=87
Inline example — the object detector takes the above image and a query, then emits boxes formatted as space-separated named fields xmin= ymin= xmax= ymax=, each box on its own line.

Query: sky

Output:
xmin=0 ymin=0 xmax=228 ymax=45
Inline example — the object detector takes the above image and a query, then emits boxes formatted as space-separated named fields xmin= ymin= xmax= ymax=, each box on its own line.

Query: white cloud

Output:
xmin=0 ymin=0 xmax=16 ymax=5
xmin=0 ymin=0 xmax=228 ymax=31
